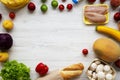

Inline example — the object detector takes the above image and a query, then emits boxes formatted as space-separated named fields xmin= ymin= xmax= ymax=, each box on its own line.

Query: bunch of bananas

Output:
xmin=0 ymin=0 xmax=30 ymax=9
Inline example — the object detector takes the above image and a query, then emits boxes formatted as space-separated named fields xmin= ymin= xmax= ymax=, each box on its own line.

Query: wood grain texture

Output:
xmin=0 ymin=0 xmax=119 ymax=80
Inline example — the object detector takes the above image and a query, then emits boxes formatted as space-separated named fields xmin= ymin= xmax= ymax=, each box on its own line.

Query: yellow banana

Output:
xmin=96 ymin=26 xmax=120 ymax=41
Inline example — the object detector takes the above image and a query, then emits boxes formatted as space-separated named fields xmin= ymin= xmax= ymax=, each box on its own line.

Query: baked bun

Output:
xmin=60 ymin=63 xmax=84 ymax=79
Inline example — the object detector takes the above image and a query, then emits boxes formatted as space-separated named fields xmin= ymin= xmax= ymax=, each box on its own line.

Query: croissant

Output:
xmin=36 ymin=63 xmax=84 ymax=80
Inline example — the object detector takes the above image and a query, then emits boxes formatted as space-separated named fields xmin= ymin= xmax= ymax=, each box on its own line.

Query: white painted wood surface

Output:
xmin=0 ymin=0 xmax=120 ymax=80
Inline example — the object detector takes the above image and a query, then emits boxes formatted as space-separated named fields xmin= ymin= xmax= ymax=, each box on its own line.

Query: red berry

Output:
xmin=0 ymin=14 xmax=2 ymax=20
xmin=9 ymin=12 xmax=15 ymax=19
xmin=100 ymin=0 xmax=106 ymax=3
xmin=87 ymin=0 xmax=96 ymax=3
xmin=28 ymin=2 xmax=36 ymax=11
xmin=82 ymin=49 xmax=88 ymax=55
xmin=35 ymin=62 xmax=49 ymax=76
xmin=114 ymin=12 xmax=120 ymax=22
xmin=59 ymin=4 xmax=64 ymax=11
xmin=114 ymin=59 xmax=120 ymax=68
xmin=67 ymin=4 xmax=73 ymax=11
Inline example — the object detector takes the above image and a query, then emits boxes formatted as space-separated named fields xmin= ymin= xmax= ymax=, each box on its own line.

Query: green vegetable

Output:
xmin=41 ymin=4 xmax=48 ymax=12
xmin=41 ymin=0 xmax=47 ymax=3
xmin=51 ymin=0 xmax=58 ymax=8
xmin=0 ymin=60 xmax=31 ymax=80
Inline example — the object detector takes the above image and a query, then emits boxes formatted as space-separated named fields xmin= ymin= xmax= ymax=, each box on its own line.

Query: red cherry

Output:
xmin=28 ymin=2 xmax=36 ymax=11
xmin=100 ymin=0 xmax=106 ymax=3
xmin=82 ymin=49 xmax=88 ymax=55
xmin=0 ymin=14 xmax=2 ymax=20
xmin=59 ymin=4 xmax=64 ymax=11
xmin=9 ymin=12 xmax=15 ymax=19
xmin=114 ymin=59 xmax=120 ymax=68
xmin=87 ymin=0 xmax=96 ymax=3
xmin=114 ymin=12 xmax=120 ymax=22
xmin=67 ymin=4 xmax=73 ymax=11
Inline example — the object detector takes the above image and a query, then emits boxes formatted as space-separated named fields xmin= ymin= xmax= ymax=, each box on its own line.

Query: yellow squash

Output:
xmin=96 ymin=26 xmax=120 ymax=41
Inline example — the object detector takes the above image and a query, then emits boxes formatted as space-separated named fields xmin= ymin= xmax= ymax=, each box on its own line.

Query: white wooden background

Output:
xmin=0 ymin=0 xmax=120 ymax=80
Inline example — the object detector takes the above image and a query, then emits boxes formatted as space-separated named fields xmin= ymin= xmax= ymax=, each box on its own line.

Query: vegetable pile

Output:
xmin=0 ymin=60 xmax=31 ymax=80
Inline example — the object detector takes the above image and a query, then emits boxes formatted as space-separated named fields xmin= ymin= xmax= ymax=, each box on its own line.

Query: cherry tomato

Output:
xmin=82 ymin=48 xmax=88 ymax=55
xmin=9 ymin=12 xmax=15 ymax=19
xmin=28 ymin=2 xmax=36 ymax=11
xmin=67 ymin=4 xmax=73 ymax=11
xmin=59 ymin=4 xmax=64 ymax=11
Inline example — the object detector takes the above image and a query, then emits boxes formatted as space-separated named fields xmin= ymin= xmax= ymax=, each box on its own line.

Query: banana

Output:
xmin=96 ymin=26 xmax=120 ymax=41
xmin=0 ymin=0 xmax=30 ymax=10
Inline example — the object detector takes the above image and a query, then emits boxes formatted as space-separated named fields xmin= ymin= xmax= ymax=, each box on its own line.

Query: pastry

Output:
xmin=36 ymin=63 xmax=84 ymax=80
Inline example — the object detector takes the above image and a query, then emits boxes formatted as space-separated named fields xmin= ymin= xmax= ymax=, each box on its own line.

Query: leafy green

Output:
xmin=0 ymin=60 xmax=31 ymax=80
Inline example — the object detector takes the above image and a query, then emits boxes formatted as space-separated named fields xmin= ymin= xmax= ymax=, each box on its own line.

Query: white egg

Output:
xmin=90 ymin=63 xmax=97 ymax=71
xmin=96 ymin=64 xmax=104 ymax=72
xmin=103 ymin=65 xmax=111 ymax=72
xmin=95 ymin=60 xmax=101 ymax=65
xmin=97 ymin=71 xmax=105 ymax=79
xmin=106 ymin=73 xmax=113 ymax=80
xmin=87 ymin=70 xmax=92 ymax=77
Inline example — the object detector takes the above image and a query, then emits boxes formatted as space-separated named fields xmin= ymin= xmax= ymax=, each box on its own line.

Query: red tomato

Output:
xmin=82 ymin=48 xmax=88 ymax=55
xmin=59 ymin=4 xmax=64 ymax=11
xmin=9 ymin=12 xmax=15 ymax=19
